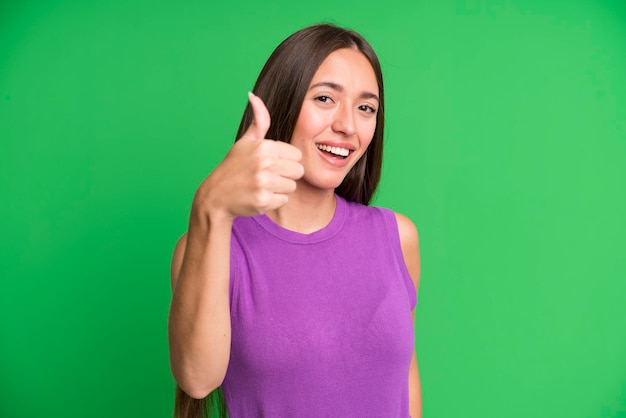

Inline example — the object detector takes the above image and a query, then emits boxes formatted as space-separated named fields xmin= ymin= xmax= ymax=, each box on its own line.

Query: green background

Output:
xmin=1 ymin=0 xmax=625 ymax=417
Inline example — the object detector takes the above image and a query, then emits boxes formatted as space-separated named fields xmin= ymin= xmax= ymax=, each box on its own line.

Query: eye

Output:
xmin=315 ymin=95 xmax=332 ymax=103
xmin=358 ymin=104 xmax=377 ymax=114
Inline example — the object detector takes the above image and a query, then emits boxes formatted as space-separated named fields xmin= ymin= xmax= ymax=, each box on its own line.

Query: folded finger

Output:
xmin=272 ymin=159 xmax=304 ymax=180
xmin=271 ymin=141 xmax=302 ymax=161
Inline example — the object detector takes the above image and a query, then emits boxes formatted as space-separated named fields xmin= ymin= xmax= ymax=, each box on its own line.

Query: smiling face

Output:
xmin=290 ymin=47 xmax=379 ymax=194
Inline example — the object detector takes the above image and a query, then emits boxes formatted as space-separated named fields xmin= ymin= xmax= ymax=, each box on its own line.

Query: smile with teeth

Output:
xmin=316 ymin=144 xmax=351 ymax=158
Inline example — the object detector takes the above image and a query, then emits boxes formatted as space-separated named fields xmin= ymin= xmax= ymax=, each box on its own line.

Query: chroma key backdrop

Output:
xmin=1 ymin=0 xmax=625 ymax=417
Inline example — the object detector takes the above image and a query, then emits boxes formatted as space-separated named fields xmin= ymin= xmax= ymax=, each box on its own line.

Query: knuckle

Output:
xmin=252 ymin=190 xmax=271 ymax=209
xmin=253 ymin=171 xmax=270 ymax=189
xmin=255 ymin=155 xmax=274 ymax=171
xmin=258 ymin=140 xmax=276 ymax=154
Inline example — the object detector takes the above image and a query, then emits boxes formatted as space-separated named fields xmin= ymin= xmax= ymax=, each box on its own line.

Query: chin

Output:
xmin=302 ymin=175 xmax=346 ymax=192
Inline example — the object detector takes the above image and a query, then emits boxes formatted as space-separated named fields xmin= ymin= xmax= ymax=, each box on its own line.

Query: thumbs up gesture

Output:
xmin=193 ymin=92 xmax=304 ymax=221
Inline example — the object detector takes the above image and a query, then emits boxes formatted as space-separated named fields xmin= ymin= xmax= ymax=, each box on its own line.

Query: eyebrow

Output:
xmin=309 ymin=81 xmax=379 ymax=102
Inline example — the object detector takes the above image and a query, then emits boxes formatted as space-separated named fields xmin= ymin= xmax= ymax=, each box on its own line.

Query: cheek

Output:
xmin=359 ymin=121 xmax=377 ymax=148
xmin=293 ymin=107 xmax=327 ymax=140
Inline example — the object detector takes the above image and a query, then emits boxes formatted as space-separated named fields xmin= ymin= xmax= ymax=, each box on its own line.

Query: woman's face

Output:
xmin=290 ymin=47 xmax=379 ymax=193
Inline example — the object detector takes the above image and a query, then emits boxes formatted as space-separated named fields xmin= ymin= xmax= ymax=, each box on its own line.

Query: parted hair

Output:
xmin=174 ymin=23 xmax=385 ymax=418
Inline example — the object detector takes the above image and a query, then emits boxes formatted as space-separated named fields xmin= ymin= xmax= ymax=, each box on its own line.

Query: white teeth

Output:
xmin=316 ymin=144 xmax=350 ymax=157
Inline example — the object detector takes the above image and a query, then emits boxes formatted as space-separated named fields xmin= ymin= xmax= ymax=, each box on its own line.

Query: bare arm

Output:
xmin=168 ymin=210 xmax=235 ymax=399
xmin=168 ymin=93 xmax=303 ymax=399
xmin=395 ymin=212 xmax=422 ymax=418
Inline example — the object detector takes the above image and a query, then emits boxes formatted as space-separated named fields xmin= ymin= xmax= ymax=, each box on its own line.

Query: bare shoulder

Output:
xmin=393 ymin=212 xmax=420 ymax=292
xmin=170 ymin=232 xmax=189 ymax=291
xmin=394 ymin=212 xmax=419 ymax=248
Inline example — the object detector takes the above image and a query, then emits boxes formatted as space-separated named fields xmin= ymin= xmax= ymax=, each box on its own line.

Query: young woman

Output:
xmin=168 ymin=24 xmax=421 ymax=418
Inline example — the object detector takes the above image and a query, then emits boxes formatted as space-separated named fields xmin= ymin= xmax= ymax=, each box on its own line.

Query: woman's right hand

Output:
xmin=193 ymin=92 xmax=304 ymax=221
xmin=169 ymin=93 xmax=303 ymax=398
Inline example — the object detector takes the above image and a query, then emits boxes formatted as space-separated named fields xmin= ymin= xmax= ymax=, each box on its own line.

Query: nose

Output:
xmin=331 ymin=104 xmax=356 ymax=136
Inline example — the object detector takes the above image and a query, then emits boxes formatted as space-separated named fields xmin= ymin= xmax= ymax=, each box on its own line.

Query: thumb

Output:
xmin=244 ymin=91 xmax=271 ymax=140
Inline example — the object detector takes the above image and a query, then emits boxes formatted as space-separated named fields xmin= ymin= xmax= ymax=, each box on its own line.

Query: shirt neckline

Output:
xmin=252 ymin=195 xmax=347 ymax=244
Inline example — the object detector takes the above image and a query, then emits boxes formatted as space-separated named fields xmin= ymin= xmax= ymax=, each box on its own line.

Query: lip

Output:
xmin=314 ymin=141 xmax=355 ymax=168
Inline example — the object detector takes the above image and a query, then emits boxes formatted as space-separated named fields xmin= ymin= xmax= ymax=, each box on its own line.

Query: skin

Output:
xmin=397 ymin=212 xmax=422 ymax=418
xmin=168 ymin=48 xmax=422 ymax=416
xmin=264 ymin=48 xmax=380 ymax=233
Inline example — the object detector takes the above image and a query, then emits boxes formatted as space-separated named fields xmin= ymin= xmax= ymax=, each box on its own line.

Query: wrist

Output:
xmin=190 ymin=187 xmax=235 ymax=230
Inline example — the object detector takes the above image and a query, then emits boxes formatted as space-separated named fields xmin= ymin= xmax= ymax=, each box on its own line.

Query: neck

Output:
xmin=266 ymin=186 xmax=337 ymax=234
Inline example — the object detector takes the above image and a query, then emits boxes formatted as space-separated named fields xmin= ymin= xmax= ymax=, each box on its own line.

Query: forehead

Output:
xmin=310 ymin=48 xmax=378 ymax=94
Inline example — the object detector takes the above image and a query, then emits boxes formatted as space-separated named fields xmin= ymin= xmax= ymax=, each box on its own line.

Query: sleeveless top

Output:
xmin=222 ymin=195 xmax=417 ymax=417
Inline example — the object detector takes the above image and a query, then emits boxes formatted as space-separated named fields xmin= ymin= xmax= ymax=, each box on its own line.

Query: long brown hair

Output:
xmin=173 ymin=385 xmax=226 ymax=418
xmin=173 ymin=23 xmax=385 ymax=418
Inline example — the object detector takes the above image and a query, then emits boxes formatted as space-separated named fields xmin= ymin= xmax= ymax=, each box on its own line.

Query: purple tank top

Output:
xmin=222 ymin=195 xmax=417 ymax=417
